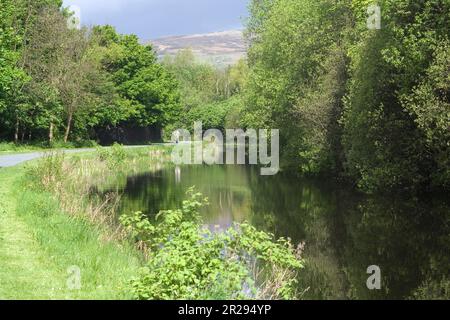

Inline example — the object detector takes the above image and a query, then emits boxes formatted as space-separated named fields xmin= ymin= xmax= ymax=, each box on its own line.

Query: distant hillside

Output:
xmin=147 ymin=30 xmax=247 ymax=67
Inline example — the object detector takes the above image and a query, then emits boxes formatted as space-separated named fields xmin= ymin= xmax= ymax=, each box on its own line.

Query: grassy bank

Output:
xmin=0 ymin=142 xmax=46 ymax=155
xmin=0 ymin=155 xmax=146 ymax=299
xmin=2 ymin=145 xmax=305 ymax=300
xmin=0 ymin=140 xmax=100 ymax=155
xmin=0 ymin=166 xmax=66 ymax=299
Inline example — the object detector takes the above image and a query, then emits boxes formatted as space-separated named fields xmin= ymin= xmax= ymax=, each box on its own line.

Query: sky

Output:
xmin=62 ymin=0 xmax=248 ymax=40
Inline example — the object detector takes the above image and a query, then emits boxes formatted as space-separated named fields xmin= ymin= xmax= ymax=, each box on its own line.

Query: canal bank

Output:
xmin=0 ymin=162 xmax=142 ymax=299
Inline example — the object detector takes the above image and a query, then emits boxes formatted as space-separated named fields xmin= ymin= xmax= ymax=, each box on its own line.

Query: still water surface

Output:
xmin=110 ymin=164 xmax=449 ymax=300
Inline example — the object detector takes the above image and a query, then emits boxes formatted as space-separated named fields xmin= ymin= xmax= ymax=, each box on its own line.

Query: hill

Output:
xmin=148 ymin=30 xmax=247 ymax=67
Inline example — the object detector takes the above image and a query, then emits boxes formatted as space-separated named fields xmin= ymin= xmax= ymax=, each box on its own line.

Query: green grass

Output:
xmin=0 ymin=140 xmax=99 ymax=155
xmin=0 ymin=165 xmax=143 ymax=299
xmin=0 ymin=142 xmax=46 ymax=154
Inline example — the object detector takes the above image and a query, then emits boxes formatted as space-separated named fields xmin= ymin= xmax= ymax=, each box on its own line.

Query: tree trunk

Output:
xmin=49 ymin=122 xmax=54 ymax=144
xmin=64 ymin=113 xmax=72 ymax=143
xmin=14 ymin=117 xmax=19 ymax=144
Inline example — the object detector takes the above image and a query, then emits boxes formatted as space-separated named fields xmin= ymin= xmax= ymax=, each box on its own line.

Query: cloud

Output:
xmin=63 ymin=0 xmax=157 ymax=13
xmin=62 ymin=0 xmax=248 ymax=39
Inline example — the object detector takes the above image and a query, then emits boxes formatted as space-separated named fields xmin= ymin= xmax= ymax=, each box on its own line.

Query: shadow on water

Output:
xmin=105 ymin=165 xmax=450 ymax=300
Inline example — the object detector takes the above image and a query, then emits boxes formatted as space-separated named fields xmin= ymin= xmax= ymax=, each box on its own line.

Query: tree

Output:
xmin=401 ymin=41 xmax=450 ymax=189
xmin=22 ymin=7 xmax=94 ymax=142
xmin=342 ymin=0 xmax=450 ymax=192
xmin=0 ymin=0 xmax=28 ymax=141
xmin=162 ymin=50 xmax=249 ymax=133
xmin=244 ymin=0 xmax=449 ymax=192
xmin=163 ymin=49 xmax=217 ymax=109
xmin=94 ymin=26 xmax=180 ymax=134
xmin=243 ymin=0 xmax=350 ymax=172
xmin=1 ymin=3 xmax=181 ymax=145
xmin=0 ymin=0 xmax=63 ymax=142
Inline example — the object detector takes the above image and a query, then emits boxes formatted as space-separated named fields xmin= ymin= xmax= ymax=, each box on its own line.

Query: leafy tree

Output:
xmin=94 ymin=26 xmax=182 ymax=134
xmin=243 ymin=0 xmax=350 ymax=172
xmin=163 ymin=49 xmax=218 ymax=109
xmin=0 ymin=0 xmax=28 ymax=141
xmin=0 ymin=0 xmax=63 ymax=142
xmin=244 ymin=0 xmax=449 ymax=192
xmin=163 ymin=49 xmax=249 ymax=133
xmin=401 ymin=41 xmax=450 ymax=189
xmin=342 ymin=0 xmax=450 ymax=192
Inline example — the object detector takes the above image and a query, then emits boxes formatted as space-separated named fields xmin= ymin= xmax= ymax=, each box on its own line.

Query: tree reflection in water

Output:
xmin=104 ymin=165 xmax=449 ymax=300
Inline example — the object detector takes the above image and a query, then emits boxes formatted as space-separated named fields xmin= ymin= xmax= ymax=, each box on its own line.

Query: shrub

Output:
xmin=26 ymin=151 xmax=65 ymax=190
xmin=73 ymin=139 xmax=99 ymax=148
xmin=120 ymin=188 xmax=304 ymax=300
xmin=410 ymin=277 xmax=450 ymax=300
xmin=0 ymin=142 xmax=18 ymax=152
xmin=96 ymin=143 xmax=126 ymax=169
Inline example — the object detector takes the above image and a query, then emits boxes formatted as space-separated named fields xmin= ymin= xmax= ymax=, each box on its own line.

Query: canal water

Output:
xmin=109 ymin=164 xmax=449 ymax=300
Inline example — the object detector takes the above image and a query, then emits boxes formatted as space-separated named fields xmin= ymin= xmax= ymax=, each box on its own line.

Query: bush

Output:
xmin=410 ymin=277 xmax=450 ymax=300
xmin=26 ymin=151 xmax=65 ymax=190
xmin=0 ymin=142 xmax=18 ymax=152
xmin=73 ymin=139 xmax=99 ymax=148
xmin=0 ymin=142 xmax=42 ymax=152
xmin=120 ymin=188 xmax=304 ymax=300
xmin=48 ymin=140 xmax=76 ymax=149
xmin=96 ymin=143 xmax=126 ymax=169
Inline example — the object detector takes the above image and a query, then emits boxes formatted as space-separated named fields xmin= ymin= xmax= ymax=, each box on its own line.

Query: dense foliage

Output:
xmin=1 ymin=0 xmax=448 ymax=192
xmin=0 ymin=1 xmax=181 ymax=145
xmin=120 ymin=188 xmax=304 ymax=300
xmin=242 ymin=0 xmax=450 ymax=193
xmin=162 ymin=49 xmax=247 ymax=134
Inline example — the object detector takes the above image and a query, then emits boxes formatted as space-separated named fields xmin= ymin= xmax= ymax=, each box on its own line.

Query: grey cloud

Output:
xmin=63 ymin=0 xmax=248 ymax=39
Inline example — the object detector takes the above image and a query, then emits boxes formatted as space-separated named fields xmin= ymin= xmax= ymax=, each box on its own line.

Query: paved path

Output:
xmin=0 ymin=145 xmax=168 ymax=168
